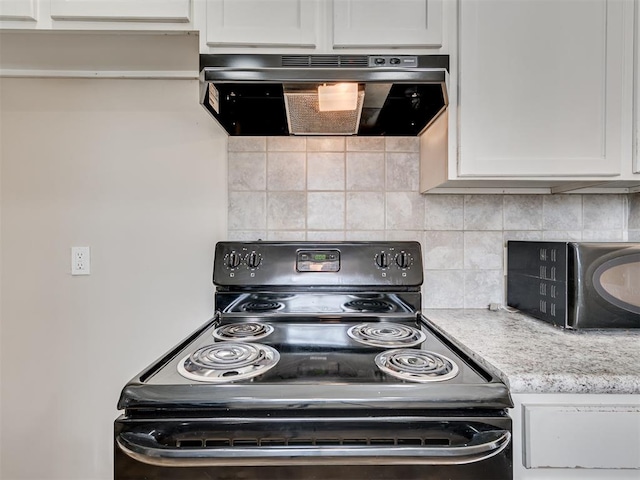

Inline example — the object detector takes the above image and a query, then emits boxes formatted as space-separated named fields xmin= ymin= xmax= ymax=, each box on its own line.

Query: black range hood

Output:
xmin=199 ymin=54 xmax=449 ymax=137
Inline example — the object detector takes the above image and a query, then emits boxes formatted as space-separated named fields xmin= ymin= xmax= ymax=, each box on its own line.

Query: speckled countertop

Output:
xmin=421 ymin=309 xmax=640 ymax=394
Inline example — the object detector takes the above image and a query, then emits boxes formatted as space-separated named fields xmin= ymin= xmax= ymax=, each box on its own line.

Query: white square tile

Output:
xmin=464 ymin=195 xmax=503 ymax=230
xmin=464 ymin=270 xmax=504 ymax=308
xmin=542 ymin=230 xmax=583 ymax=241
xmin=422 ymin=271 xmax=465 ymax=308
xmin=346 ymin=192 xmax=385 ymax=230
xmin=463 ymin=231 xmax=504 ymax=270
xmin=386 ymin=192 xmax=425 ymax=230
xmin=425 ymin=195 xmax=464 ymax=230
xmin=267 ymin=152 xmax=306 ymax=191
xmin=386 ymin=153 xmax=420 ymax=191
xmin=307 ymin=192 xmax=345 ymax=230
xmin=385 ymin=230 xmax=424 ymax=242
xmin=385 ymin=137 xmax=420 ymax=152
xmin=228 ymin=152 xmax=266 ymax=191
xmin=629 ymin=193 xmax=640 ymax=229
xmin=627 ymin=229 xmax=640 ymax=241
xmin=307 ymin=152 xmax=345 ymax=190
xmin=582 ymin=194 xmax=624 ymax=230
xmin=228 ymin=136 xmax=266 ymax=152
xmin=267 ymin=192 xmax=306 ymax=230
xmin=229 ymin=192 xmax=266 ymax=230
xmin=306 ymin=137 xmax=345 ymax=152
xmin=346 ymin=137 xmax=385 ymax=151
xmin=346 ymin=230 xmax=386 ymax=241
xmin=581 ymin=230 xmax=623 ymax=241
xmin=503 ymin=231 xmax=543 ymax=242
xmin=423 ymin=231 xmax=464 ymax=269
xmin=306 ymin=230 xmax=346 ymax=241
xmin=267 ymin=137 xmax=306 ymax=151
xmin=266 ymin=230 xmax=306 ymax=241
xmin=503 ymin=195 xmax=543 ymax=230
xmin=346 ymin=152 xmax=385 ymax=190
xmin=543 ymin=195 xmax=582 ymax=230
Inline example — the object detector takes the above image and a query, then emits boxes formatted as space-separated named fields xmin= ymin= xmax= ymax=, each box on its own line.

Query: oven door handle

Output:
xmin=116 ymin=429 xmax=511 ymax=467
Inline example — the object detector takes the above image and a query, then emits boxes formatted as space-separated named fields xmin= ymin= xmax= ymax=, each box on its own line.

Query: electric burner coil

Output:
xmin=177 ymin=342 xmax=279 ymax=383
xmin=375 ymin=349 xmax=459 ymax=383
xmin=212 ymin=322 xmax=274 ymax=342
xmin=347 ymin=322 xmax=426 ymax=348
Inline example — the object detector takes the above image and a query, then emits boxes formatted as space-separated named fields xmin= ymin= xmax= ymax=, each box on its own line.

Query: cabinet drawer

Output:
xmin=523 ymin=404 xmax=640 ymax=469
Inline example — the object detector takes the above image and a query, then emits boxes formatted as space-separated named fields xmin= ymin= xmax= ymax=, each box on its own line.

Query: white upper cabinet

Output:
xmin=0 ymin=0 xmax=37 ymax=21
xmin=333 ymin=0 xmax=442 ymax=48
xmin=0 ymin=0 xmax=192 ymax=29
xmin=458 ymin=0 xmax=632 ymax=178
xmin=205 ymin=0 xmax=318 ymax=48
xmin=421 ymin=0 xmax=639 ymax=193
xmin=49 ymin=0 xmax=191 ymax=22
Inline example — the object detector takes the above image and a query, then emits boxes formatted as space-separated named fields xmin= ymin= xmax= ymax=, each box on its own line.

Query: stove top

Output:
xmin=118 ymin=242 xmax=512 ymax=412
xmin=146 ymin=316 xmax=488 ymax=387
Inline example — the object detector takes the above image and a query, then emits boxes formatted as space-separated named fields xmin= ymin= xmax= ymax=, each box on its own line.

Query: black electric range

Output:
xmin=115 ymin=241 xmax=513 ymax=479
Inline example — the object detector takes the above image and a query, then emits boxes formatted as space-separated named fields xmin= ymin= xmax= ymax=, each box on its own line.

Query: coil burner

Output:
xmin=343 ymin=299 xmax=395 ymax=313
xmin=177 ymin=342 xmax=279 ymax=383
xmin=375 ymin=349 xmax=459 ymax=383
xmin=347 ymin=322 xmax=426 ymax=348
xmin=212 ymin=322 xmax=274 ymax=342
xmin=241 ymin=301 xmax=283 ymax=312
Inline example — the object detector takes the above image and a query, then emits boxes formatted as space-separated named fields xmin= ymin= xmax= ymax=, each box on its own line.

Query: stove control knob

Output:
xmin=226 ymin=251 xmax=242 ymax=269
xmin=395 ymin=251 xmax=413 ymax=269
xmin=375 ymin=252 xmax=392 ymax=269
xmin=246 ymin=251 xmax=262 ymax=269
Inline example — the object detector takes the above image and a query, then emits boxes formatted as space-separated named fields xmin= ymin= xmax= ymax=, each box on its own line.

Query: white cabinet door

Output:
xmin=511 ymin=394 xmax=640 ymax=480
xmin=333 ymin=0 xmax=442 ymax=48
xmin=523 ymin=404 xmax=640 ymax=469
xmin=0 ymin=0 xmax=36 ymax=20
xmin=458 ymin=0 xmax=631 ymax=178
xmin=206 ymin=0 xmax=318 ymax=47
xmin=50 ymin=0 xmax=191 ymax=22
xmin=635 ymin=0 xmax=640 ymax=174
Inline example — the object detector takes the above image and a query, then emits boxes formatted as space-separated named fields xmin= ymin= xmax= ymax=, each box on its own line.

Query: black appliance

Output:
xmin=115 ymin=241 xmax=513 ymax=479
xmin=507 ymin=241 xmax=640 ymax=329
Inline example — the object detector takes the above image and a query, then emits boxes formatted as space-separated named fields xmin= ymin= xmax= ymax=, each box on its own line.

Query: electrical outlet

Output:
xmin=71 ymin=247 xmax=91 ymax=275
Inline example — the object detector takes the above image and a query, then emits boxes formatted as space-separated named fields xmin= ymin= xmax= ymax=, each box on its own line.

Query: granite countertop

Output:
xmin=421 ymin=309 xmax=640 ymax=395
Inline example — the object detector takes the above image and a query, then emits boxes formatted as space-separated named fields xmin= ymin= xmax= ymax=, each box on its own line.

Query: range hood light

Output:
xmin=317 ymin=83 xmax=359 ymax=112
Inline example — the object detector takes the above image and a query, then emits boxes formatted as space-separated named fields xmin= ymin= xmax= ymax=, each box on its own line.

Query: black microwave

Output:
xmin=507 ymin=241 xmax=640 ymax=329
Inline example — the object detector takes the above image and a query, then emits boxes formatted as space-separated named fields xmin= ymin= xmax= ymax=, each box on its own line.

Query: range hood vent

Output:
xmin=200 ymin=54 xmax=448 ymax=137
xmin=281 ymin=55 xmax=370 ymax=68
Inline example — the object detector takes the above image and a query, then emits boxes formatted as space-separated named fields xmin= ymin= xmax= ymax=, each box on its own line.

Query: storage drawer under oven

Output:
xmin=114 ymin=413 xmax=512 ymax=479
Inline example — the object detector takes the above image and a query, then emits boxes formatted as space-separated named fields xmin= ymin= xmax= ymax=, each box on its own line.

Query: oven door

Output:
xmin=114 ymin=413 xmax=512 ymax=480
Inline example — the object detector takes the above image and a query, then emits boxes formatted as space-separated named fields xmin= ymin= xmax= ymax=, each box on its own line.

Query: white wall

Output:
xmin=0 ymin=77 xmax=227 ymax=479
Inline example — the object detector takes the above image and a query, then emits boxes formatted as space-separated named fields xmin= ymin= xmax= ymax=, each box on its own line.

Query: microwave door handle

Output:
xmin=116 ymin=429 xmax=510 ymax=467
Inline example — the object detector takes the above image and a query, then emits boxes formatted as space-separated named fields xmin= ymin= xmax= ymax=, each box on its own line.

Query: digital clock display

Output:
xmin=297 ymin=250 xmax=340 ymax=272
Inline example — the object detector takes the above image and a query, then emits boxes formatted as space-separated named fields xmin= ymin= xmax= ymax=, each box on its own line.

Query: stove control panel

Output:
xmin=214 ymin=241 xmax=423 ymax=287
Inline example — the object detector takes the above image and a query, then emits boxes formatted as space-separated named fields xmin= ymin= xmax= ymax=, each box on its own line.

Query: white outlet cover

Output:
xmin=71 ymin=246 xmax=90 ymax=275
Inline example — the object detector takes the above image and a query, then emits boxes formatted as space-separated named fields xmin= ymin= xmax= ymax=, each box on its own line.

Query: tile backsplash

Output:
xmin=227 ymin=136 xmax=637 ymax=308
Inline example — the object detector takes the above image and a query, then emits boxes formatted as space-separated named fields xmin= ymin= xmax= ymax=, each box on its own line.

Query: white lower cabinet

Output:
xmin=510 ymin=394 xmax=640 ymax=479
